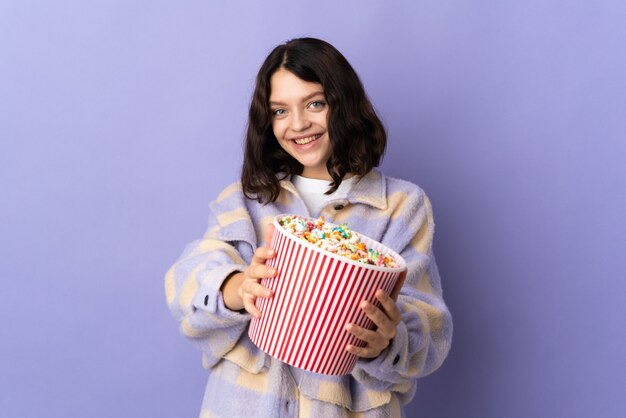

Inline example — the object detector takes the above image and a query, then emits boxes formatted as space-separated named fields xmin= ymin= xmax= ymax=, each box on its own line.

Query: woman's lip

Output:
xmin=290 ymin=133 xmax=323 ymax=141
xmin=292 ymin=133 xmax=322 ymax=148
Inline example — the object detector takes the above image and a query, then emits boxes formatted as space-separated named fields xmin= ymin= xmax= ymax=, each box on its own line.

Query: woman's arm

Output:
xmin=164 ymin=205 xmax=265 ymax=369
xmin=350 ymin=192 xmax=453 ymax=404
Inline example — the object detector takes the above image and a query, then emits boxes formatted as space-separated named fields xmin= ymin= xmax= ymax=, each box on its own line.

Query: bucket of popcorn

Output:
xmin=248 ymin=214 xmax=407 ymax=376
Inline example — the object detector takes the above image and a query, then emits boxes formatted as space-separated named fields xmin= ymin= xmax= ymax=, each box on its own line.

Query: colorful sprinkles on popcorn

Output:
xmin=278 ymin=215 xmax=399 ymax=268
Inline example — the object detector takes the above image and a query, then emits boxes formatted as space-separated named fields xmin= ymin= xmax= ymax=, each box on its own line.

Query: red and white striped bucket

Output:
xmin=248 ymin=215 xmax=407 ymax=376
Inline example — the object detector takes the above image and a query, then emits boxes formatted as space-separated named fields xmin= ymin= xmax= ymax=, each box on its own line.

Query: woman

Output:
xmin=165 ymin=37 xmax=452 ymax=417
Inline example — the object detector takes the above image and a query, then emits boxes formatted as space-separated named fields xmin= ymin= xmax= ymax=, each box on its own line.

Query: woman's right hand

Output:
xmin=221 ymin=224 xmax=277 ymax=317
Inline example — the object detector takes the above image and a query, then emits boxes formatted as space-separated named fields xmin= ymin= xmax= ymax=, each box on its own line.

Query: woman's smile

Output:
xmin=292 ymin=133 xmax=323 ymax=145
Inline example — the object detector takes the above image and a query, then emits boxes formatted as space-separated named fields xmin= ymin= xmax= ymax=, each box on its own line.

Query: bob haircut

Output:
xmin=241 ymin=37 xmax=387 ymax=204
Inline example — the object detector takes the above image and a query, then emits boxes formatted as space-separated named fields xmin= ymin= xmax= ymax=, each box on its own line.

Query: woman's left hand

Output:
xmin=345 ymin=289 xmax=402 ymax=359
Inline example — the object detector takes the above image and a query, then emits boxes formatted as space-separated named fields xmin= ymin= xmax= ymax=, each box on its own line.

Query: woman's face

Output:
xmin=269 ymin=68 xmax=332 ymax=180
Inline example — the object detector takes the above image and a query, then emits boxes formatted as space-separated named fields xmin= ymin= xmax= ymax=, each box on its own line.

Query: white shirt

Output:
xmin=291 ymin=175 xmax=355 ymax=216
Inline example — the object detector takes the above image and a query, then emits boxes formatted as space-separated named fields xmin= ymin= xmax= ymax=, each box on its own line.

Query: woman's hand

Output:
xmin=345 ymin=289 xmax=402 ymax=359
xmin=221 ymin=224 xmax=277 ymax=317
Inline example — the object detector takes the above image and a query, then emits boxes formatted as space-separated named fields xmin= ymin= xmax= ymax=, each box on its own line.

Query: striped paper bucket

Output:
xmin=248 ymin=215 xmax=407 ymax=376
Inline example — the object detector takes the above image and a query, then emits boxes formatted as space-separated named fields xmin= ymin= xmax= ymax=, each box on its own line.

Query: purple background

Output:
xmin=1 ymin=1 xmax=625 ymax=417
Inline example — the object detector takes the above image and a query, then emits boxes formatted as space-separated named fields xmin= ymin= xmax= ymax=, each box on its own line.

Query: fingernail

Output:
xmin=265 ymin=289 xmax=272 ymax=297
xmin=361 ymin=301 xmax=368 ymax=309
xmin=268 ymin=249 xmax=275 ymax=256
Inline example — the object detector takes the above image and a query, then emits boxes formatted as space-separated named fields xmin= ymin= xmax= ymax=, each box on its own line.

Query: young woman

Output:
xmin=165 ymin=37 xmax=452 ymax=418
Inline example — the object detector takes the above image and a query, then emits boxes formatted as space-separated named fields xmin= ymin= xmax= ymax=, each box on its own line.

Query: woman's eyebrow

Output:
xmin=269 ymin=91 xmax=325 ymax=106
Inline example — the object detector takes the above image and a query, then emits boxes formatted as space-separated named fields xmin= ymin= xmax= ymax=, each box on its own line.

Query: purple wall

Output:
xmin=1 ymin=1 xmax=625 ymax=417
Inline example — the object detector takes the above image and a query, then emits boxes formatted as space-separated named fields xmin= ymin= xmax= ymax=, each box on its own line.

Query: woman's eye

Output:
xmin=308 ymin=100 xmax=326 ymax=110
xmin=272 ymin=109 xmax=286 ymax=116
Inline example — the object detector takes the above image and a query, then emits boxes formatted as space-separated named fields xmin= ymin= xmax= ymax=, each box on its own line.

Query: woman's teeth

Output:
xmin=294 ymin=134 xmax=321 ymax=145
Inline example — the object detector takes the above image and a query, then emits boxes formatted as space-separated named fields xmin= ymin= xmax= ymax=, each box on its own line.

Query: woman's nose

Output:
xmin=290 ymin=110 xmax=311 ymax=131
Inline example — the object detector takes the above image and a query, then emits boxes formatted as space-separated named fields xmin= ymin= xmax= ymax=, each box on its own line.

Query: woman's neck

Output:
xmin=299 ymin=169 xmax=354 ymax=181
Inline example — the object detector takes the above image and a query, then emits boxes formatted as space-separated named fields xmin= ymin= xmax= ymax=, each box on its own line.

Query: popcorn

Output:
xmin=277 ymin=215 xmax=399 ymax=268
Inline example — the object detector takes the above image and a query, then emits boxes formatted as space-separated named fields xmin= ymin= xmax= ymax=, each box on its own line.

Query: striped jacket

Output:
xmin=164 ymin=169 xmax=452 ymax=417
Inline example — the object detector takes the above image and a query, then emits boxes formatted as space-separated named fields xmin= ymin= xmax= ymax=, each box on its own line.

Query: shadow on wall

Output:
xmin=387 ymin=118 xmax=504 ymax=417
xmin=408 ymin=184 xmax=503 ymax=417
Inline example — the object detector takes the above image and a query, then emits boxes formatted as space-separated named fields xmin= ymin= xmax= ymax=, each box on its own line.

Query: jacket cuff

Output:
xmin=192 ymin=264 xmax=249 ymax=320
xmin=352 ymin=320 xmax=409 ymax=382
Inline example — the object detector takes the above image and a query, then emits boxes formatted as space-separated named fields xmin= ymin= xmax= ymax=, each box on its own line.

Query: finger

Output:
xmin=263 ymin=223 xmax=275 ymax=248
xmin=361 ymin=300 xmax=396 ymax=340
xmin=375 ymin=290 xmax=402 ymax=324
xmin=345 ymin=323 xmax=383 ymax=347
xmin=251 ymin=246 xmax=276 ymax=265
xmin=242 ymin=293 xmax=261 ymax=318
xmin=345 ymin=343 xmax=379 ymax=359
xmin=242 ymin=279 xmax=273 ymax=299
xmin=246 ymin=264 xmax=277 ymax=280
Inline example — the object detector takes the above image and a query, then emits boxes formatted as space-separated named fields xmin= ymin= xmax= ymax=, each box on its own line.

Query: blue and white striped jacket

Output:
xmin=165 ymin=169 xmax=452 ymax=417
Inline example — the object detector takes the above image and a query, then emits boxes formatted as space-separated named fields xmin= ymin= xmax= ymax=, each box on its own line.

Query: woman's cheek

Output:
xmin=272 ymin=120 xmax=286 ymax=141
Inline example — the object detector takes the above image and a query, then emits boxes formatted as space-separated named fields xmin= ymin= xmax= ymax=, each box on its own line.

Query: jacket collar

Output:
xmin=279 ymin=168 xmax=387 ymax=210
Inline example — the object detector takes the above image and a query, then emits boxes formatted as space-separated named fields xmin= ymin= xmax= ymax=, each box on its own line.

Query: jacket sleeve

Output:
xmin=351 ymin=191 xmax=453 ymax=404
xmin=164 ymin=201 xmax=254 ymax=369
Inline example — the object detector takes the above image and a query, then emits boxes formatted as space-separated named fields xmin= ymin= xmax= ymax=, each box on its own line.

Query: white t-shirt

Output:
xmin=291 ymin=175 xmax=355 ymax=216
